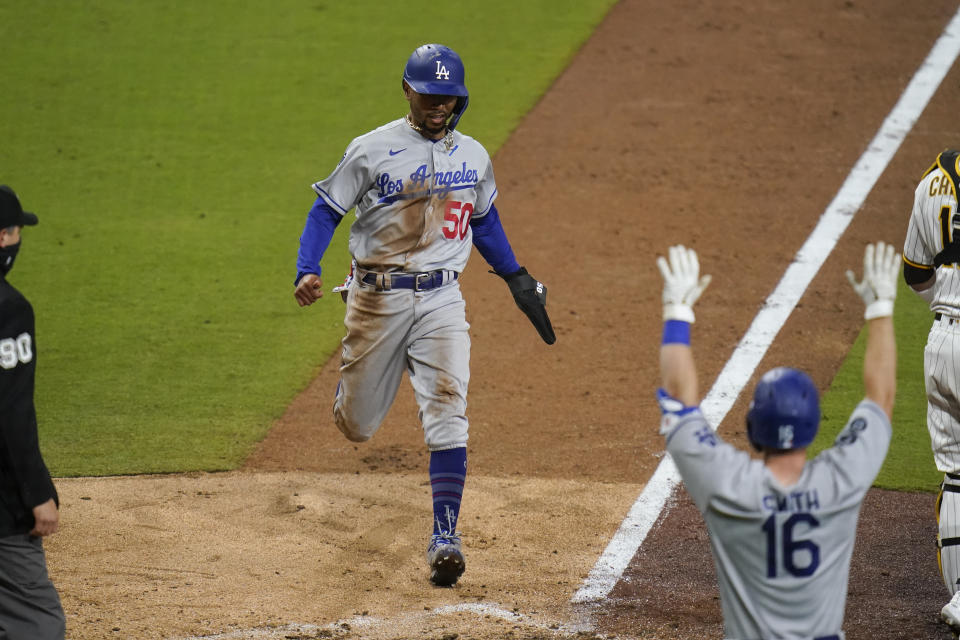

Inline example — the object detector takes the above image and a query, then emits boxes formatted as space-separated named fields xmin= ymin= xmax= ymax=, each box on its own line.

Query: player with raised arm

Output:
xmin=292 ymin=44 xmax=555 ymax=587
xmin=655 ymin=243 xmax=897 ymax=639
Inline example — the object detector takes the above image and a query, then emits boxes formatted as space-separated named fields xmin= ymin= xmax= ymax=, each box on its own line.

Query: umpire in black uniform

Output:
xmin=0 ymin=185 xmax=65 ymax=639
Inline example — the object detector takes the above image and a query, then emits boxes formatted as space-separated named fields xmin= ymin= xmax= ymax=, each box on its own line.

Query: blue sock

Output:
xmin=430 ymin=447 xmax=467 ymax=536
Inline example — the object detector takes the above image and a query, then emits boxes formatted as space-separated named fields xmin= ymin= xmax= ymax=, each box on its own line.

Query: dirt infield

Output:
xmin=45 ymin=0 xmax=960 ymax=638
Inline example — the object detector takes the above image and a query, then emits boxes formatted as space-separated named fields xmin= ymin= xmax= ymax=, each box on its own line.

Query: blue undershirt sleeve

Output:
xmin=470 ymin=204 xmax=520 ymax=275
xmin=295 ymin=197 xmax=344 ymax=285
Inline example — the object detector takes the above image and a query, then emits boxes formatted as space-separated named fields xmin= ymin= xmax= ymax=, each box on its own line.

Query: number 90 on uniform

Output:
xmin=0 ymin=333 xmax=33 ymax=370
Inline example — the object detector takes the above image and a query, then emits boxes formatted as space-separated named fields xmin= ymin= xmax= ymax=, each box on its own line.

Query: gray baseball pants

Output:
xmin=0 ymin=533 xmax=65 ymax=640
xmin=333 ymin=279 xmax=470 ymax=451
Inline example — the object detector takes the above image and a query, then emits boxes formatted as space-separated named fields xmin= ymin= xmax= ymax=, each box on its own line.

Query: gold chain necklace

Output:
xmin=405 ymin=114 xmax=426 ymax=134
xmin=405 ymin=114 xmax=455 ymax=151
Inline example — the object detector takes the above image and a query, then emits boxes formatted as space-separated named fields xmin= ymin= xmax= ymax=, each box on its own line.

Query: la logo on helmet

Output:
xmin=435 ymin=61 xmax=450 ymax=80
xmin=778 ymin=425 xmax=795 ymax=448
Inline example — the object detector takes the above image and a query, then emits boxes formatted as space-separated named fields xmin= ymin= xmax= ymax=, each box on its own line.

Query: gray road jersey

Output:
xmin=312 ymin=118 xmax=497 ymax=273
xmin=663 ymin=400 xmax=891 ymax=640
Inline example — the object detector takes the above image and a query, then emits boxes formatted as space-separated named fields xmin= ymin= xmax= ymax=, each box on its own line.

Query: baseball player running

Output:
xmin=902 ymin=149 xmax=960 ymax=632
xmin=656 ymin=242 xmax=897 ymax=639
xmin=293 ymin=44 xmax=555 ymax=587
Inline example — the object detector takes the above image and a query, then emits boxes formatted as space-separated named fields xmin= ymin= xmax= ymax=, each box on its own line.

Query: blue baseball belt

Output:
xmin=357 ymin=268 xmax=459 ymax=292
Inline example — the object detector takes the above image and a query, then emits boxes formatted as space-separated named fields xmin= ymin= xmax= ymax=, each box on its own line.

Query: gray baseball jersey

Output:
xmin=662 ymin=399 xmax=891 ymax=639
xmin=313 ymin=118 xmax=498 ymax=274
xmin=313 ymin=117 xmax=497 ymax=450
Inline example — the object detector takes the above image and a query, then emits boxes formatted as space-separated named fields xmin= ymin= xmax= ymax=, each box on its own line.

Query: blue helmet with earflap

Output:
xmin=746 ymin=367 xmax=820 ymax=451
xmin=403 ymin=44 xmax=469 ymax=130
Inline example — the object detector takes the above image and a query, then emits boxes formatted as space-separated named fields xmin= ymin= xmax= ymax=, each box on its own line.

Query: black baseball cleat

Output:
xmin=426 ymin=533 xmax=465 ymax=586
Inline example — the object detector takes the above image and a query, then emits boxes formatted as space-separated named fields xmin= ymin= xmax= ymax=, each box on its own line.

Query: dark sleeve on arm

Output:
xmin=0 ymin=296 xmax=57 ymax=510
xmin=295 ymin=197 xmax=344 ymax=285
xmin=903 ymin=260 xmax=934 ymax=286
xmin=470 ymin=204 xmax=521 ymax=275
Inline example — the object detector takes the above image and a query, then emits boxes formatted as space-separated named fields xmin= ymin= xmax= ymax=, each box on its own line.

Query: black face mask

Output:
xmin=0 ymin=241 xmax=20 ymax=276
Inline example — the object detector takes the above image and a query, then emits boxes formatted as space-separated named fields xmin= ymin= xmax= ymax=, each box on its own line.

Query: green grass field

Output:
xmin=1 ymin=1 xmax=617 ymax=476
xmin=813 ymin=280 xmax=941 ymax=492
xmin=1 ymin=3 xmax=944 ymax=490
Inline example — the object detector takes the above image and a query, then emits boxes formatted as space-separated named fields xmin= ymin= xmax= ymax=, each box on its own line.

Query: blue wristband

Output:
xmin=662 ymin=320 xmax=691 ymax=345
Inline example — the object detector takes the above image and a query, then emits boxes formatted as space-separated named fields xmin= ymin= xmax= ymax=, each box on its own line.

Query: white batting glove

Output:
xmin=845 ymin=241 xmax=901 ymax=320
xmin=657 ymin=245 xmax=712 ymax=323
xmin=331 ymin=259 xmax=356 ymax=303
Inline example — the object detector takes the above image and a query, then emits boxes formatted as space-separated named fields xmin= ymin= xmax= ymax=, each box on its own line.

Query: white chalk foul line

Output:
xmin=179 ymin=623 xmax=323 ymax=639
xmin=179 ymin=602 xmax=589 ymax=639
xmin=571 ymin=4 xmax=960 ymax=605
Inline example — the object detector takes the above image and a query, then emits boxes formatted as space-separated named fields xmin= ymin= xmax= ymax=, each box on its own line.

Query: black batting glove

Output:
xmin=495 ymin=267 xmax=556 ymax=345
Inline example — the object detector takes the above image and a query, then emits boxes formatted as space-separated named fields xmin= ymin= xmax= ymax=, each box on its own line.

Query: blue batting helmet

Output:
xmin=403 ymin=44 xmax=469 ymax=130
xmin=746 ymin=368 xmax=820 ymax=451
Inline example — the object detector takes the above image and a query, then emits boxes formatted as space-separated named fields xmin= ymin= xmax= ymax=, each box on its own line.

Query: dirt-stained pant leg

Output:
xmin=406 ymin=283 xmax=470 ymax=451
xmin=333 ymin=282 xmax=414 ymax=442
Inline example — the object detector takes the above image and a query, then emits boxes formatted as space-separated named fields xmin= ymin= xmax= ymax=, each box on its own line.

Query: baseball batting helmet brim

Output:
xmin=403 ymin=79 xmax=469 ymax=97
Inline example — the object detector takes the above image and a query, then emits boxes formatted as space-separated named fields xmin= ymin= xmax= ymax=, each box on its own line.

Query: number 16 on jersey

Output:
xmin=762 ymin=512 xmax=821 ymax=578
